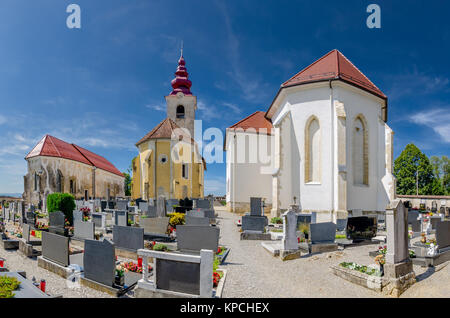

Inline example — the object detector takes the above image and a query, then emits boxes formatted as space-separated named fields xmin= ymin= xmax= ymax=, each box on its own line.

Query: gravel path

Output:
xmin=216 ymin=207 xmax=449 ymax=298
xmin=0 ymin=223 xmax=113 ymax=298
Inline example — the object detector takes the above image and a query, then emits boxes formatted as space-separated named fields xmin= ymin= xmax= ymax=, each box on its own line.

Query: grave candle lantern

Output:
xmin=0 ymin=259 xmax=4 ymax=267
xmin=138 ymin=257 xmax=143 ymax=268
xmin=40 ymin=279 xmax=46 ymax=293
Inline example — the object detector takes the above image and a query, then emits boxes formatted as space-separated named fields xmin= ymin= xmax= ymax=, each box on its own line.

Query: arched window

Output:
xmin=56 ymin=170 xmax=63 ymax=193
xmin=353 ymin=115 xmax=368 ymax=185
xmin=176 ymin=105 xmax=185 ymax=119
xmin=305 ymin=116 xmax=321 ymax=183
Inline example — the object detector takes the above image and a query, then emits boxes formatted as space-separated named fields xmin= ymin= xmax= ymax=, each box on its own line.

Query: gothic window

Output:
xmin=70 ymin=179 xmax=75 ymax=194
xmin=176 ymin=105 xmax=185 ymax=119
xmin=34 ymin=172 xmax=39 ymax=191
xmin=182 ymin=163 xmax=189 ymax=179
xmin=353 ymin=115 xmax=368 ymax=185
xmin=305 ymin=116 xmax=321 ymax=183
xmin=56 ymin=170 xmax=63 ymax=193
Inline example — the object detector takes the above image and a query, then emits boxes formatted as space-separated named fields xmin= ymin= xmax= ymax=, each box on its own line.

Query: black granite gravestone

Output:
xmin=84 ymin=239 xmax=115 ymax=286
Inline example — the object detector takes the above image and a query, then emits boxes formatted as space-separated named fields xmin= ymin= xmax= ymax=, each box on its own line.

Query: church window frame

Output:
xmin=304 ymin=115 xmax=321 ymax=184
xmin=176 ymin=105 xmax=185 ymax=119
xmin=352 ymin=114 xmax=369 ymax=186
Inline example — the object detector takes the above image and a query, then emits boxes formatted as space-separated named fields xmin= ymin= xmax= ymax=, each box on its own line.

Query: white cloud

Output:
xmin=146 ymin=104 xmax=165 ymax=112
xmin=410 ymin=107 xmax=450 ymax=143
xmin=0 ymin=115 xmax=6 ymax=125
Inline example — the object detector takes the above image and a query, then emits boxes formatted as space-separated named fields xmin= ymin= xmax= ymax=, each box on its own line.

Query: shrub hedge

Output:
xmin=47 ymin=193 xmax=75 ymax=225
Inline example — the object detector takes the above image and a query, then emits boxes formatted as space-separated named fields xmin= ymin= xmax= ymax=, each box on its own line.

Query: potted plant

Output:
xmin=115 ymin=265 xmax=124 ymax=286
xmin=374 ymin=254 xmax=385 ymax=275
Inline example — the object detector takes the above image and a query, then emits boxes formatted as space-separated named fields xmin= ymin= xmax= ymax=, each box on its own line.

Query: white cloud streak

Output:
xmin=410 ymin=107 xmax=450 ymax=143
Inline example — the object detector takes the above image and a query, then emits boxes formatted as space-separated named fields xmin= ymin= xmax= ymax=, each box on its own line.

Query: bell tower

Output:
xmin=165 ymin=47 xmax=197 ymax=138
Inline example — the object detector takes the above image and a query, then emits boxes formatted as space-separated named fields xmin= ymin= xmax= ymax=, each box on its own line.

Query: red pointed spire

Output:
xmin=170 ymin=48 xmax=192 ymax=96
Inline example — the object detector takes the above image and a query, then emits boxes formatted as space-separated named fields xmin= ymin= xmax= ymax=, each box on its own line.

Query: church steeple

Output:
xmin=170 ymin=46 xmax=192 ymax=96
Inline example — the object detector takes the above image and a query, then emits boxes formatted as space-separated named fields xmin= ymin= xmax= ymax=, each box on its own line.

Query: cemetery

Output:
xmin=1 ymin=194 xmax=450 ymax=299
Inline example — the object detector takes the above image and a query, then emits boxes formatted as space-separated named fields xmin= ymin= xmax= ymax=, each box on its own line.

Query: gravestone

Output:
xmin=74 ymin=219 xmax=95 ymax=240
xmin=176 ymin=225 xmax=220 ymax=253
xmin=116 ymin=201 xmax=128 ymax=211
xmin=411 ymin=220 xmax=421 ymax=233
xmin=242 ymin=215 xmax=267 ymax=232
xmin=156 ymin=258 xmax=200 ymax=295
xmin=140 ymin=217 xmax=169 ymax=236
xmin=282 ymin=210 xmax=298 ymax=250
xmin=250 ymin=197 xmax=262 ymax=216
xmin=114 ymin=211 xmax=128 ymax=227
xmin=145 ymin=205 xmax=157 ymax=218
xmin=42 ymin=231 xmax=69 ymax=267
xmin=49 ymin=211 xmax=65 ymax=227
xmin=436 ymin=221 xmax=450 ymax=249
xmin=83 ymin=239 xmax=115 ymax=286
xmin=113 ymin=226 xmax=144 ymax=251
xmin=157 ymin=197 xmax=166 ymax=217
xmin=430 ymin=216 xmax=441 ymax=230
xmin=185 ymin=216 xmax=210 ymax=226
xmin=139 ymin=202 xmax=149 ymax=213
xmin=310 ymin=222 xmax=336 ymax=244
xmin=297 ymin=214 xmax=312 ymax=229
xmin=101 ymin=200 xmax=107 ymax=212
xmin=431 ymin=201 xmax=437 ymax=213
xmin=196 ymin=199 xmax=211 ymax=210
xmin=346 ymin=216 xmax=377 ymax=241
xmin=336 ymin=218 xmax=348 ymax=232
xmin=73 ymin=210 xmax=83 ymax=223
xmin=92 ymin=213 xmax=106 ymax=229
xmin=408 ymin=210 xmax=420 ymax=223
xmin=22 ymin=223 xmax=31 ymax=243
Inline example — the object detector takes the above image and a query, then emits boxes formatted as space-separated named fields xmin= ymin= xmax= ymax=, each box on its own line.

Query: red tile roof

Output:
xmin=135 ymin=117 xmax=195 ymax=146
xmin=25 ymin=135 xmax=124 ymax=177
xmin=228 ymin=111 xmax=273 ymax=134
xmin=282 ymin=49 xmax=386 ymax=99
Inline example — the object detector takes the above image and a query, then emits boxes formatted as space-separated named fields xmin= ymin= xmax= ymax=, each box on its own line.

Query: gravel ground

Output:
xmin=0 ymin=223 xmax=113 ymax=298
xmin=216 ymin=206 xmax=450 ymax=298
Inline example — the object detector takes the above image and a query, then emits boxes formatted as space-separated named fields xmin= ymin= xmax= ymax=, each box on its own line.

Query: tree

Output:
xmin=123 ymin=167 xmax=132 ymax=197
xmin=47 ymin=193 xmax=75 ymax=225
xmin=394 ymin=144 xmax=444 ymax=195
xmin=430 ymin=155 xmax=450 ymax=195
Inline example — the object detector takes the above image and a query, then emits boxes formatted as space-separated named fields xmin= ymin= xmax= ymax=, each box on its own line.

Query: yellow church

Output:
xmin=131 ymin=52 xmax=205 ymax=201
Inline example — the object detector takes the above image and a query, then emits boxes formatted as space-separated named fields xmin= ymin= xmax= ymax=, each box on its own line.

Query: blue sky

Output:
xmin=0 ymin=0 xmax=449 ymax=195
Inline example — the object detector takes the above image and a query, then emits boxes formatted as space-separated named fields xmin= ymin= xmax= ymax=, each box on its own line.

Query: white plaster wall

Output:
xmin=273 ymin=86 xmax=333 ymax=212
xmin=225 ymin=130 xmax=274 ymax=205
xmin=333 ymin=85 xmax=387 ymax=212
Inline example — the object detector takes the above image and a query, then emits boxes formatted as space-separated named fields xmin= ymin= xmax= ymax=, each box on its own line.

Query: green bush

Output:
xmin=270 ymin=217 xmax=283 ymax=224
xmin=153 ymin=243 xmax=168 ymax=251
xmin=0 ymin=276 xmax=21 ymax=298
xmin=47 ymin=193 xmax=75 ymax=225
xmin=167 ymin=212 xmax=185 ymax=227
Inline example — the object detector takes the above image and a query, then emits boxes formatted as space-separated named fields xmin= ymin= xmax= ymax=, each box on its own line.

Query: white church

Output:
xmin=225 ymin=49 xmax=395 ymax=221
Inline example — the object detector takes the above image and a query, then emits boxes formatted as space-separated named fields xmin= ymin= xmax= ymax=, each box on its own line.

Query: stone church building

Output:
xmin=23 ymin=135 xmax=125 ymax=209
xmin=226 ymin=49 xmax=395 ymax=221
xmin=131 ymin=52 xmax=205 ymax=201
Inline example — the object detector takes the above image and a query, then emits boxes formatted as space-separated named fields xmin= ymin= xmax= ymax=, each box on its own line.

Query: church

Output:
xmin=225 ymin=49 xmax=395 ymax=221
xmin=23 ymin=134 xmax=125 ymax=209
xmin=131 ymin=52 xmax=205 ymax=201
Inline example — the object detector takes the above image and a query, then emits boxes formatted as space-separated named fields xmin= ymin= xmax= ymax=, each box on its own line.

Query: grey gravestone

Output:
xmin=436 ymin=221 xmax=450 ymax=249
xmin=42 ymin=231 xmax=69 ymax=267
xmin=73 ymin=210 xmax=83 ymax=223
xmin=176 ymin=225 xmax=219 ymax=253
xmin=196 ymin=199 xmax=211 ymax=209
xmin=297 ymin=214 xmax=312 ymax=228
xmin=336 ymin=219 xmax=348 ymax=232
xmin=185 ymin=216 xmax=210 ymax=226
xmin=116 ymin=201 xmax=128 ymax=211
xmin=113 ymin=226 xmax=144 ymax=251
xmin=411 ymin=220 xmax=421 ymax=233
xmin=408 ymin=210 xmax=420 ymax=223
xmin=49 ymin=211 xmax=65 ymax=227
xmin=156 ymin=258 xmax=200 ymax=295
xmin=310 ymin=222 xmax=336 ymax=244
xmin=242 ymin=215 xmax=267 ymax=232
xmin=157 ymin=197 xmax=167 ymax=217
xmin=74 ymin=220 xmax=95 ymax=240
xmin=140 ymin=217 xmax=169 ymax=236
xmin=187 ymin=210 xmax=205 ymax=218
xmin=22 ymin=223 xmax=31 ymax=243
xmin=250 ymin=197 xmax=262 ymax=216
xmin=114 ymin=210 xmax=128 ymax=227
xmin=84 ymin=239 xmax=115 ymax=286
xmin=430 ymin=217 xmax=441 ymax=230
xmin=145 ymin=205 xmax=157 ymax=218
xmin=139 ymin=202 xmax=149 ymax=213
xmin=282 ymin=210 xmax=298 ymax=250
xmin=92 ymin=213 xmax=105 ymax=229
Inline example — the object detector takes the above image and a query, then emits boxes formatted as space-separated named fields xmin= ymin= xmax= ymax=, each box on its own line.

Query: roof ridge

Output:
xmin=336 ymin=51 xmax=382 ymax=92
xmin=48 ymin=135 xmax=61 ymax=157
xmin=71 ymin=144 xmax=95 ymax=167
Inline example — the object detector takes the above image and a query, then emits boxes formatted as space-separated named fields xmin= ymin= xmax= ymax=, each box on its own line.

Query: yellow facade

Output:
xmin=131 ymin=138 xmax=204 ymax=200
